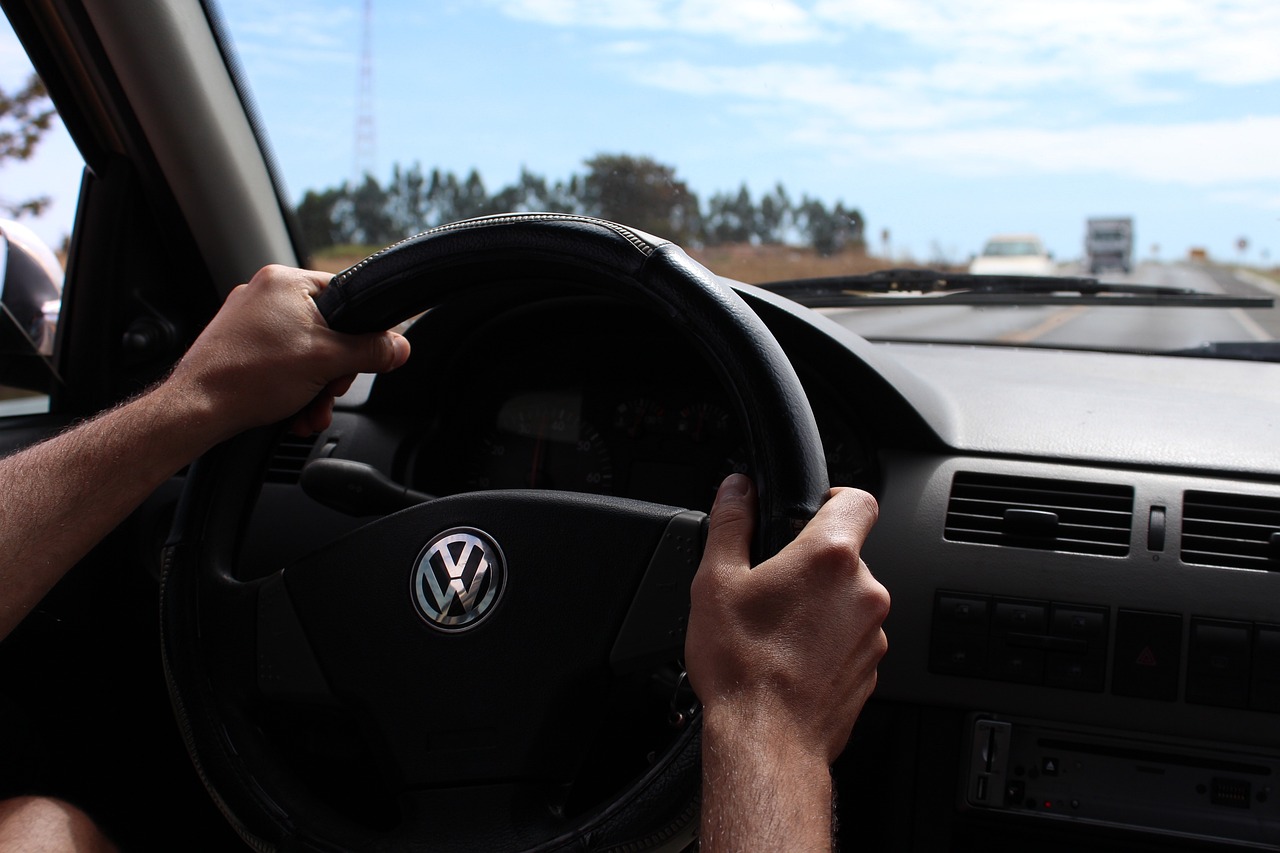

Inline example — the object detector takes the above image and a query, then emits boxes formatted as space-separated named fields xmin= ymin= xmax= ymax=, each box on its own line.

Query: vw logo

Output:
xmin=410 ymin=527 xmax=506 ymax=631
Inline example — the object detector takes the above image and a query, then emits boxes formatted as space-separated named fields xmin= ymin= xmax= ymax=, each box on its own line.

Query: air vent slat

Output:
xmin=1182 ymin=490 xmax=1280 ymax=571
xmin=945 ymin=472 xmax=1133 ymax=557
xmin=265 ymin=434 xmax=319 ymax=484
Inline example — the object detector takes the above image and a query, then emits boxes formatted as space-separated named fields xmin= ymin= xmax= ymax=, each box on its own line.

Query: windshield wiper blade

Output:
xmin=756 ymin=269 xmax=1274 ymax=308
xmin=1160 ymin=341 xmax=1280 ymax=363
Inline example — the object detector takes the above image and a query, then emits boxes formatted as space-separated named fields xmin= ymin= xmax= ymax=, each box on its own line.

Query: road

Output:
xmin=820 ymin=263 xmax=1280 ymax=353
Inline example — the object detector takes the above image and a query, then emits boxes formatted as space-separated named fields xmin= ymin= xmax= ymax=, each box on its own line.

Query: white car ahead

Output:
xmin=968 ymin=234 xmax=1056 ymax=275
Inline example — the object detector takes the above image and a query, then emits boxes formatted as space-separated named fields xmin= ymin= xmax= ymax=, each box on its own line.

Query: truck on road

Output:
xmin=1085 ymin=216 xmax=1133 ymax=274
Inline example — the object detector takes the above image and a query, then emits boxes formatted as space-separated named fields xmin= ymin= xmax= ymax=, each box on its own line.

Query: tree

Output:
xmin=386 ymin=162 xmax=429 ymax=238
xmin=705 ymin=183 xmax=757 ymax=245
xmin=292 ymin=156 xmax=869 ymax=259
xmin=337 ymin=175 xmax=394 ymax=246
xmin=756 ymin=183 xmax=792 ymax=245
xmin=490 ymin=167 xmax=578 ymax=215
xmin=796 ymin=195 xmax=865 ymax=256
xmin=0 ymin=73 xmax=57 ymax=218
xmin=295 ymin=187 xmax=346 ymax=251
xmin=456 ymin=169 xmax=491 ymax=221
xmin=580 ymin=154 xmax=700 ymax=243
xmin=423 ymin=168 xmax=492 ymax=227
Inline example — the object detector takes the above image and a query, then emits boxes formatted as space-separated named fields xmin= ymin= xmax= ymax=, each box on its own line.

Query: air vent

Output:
xmin=945 ymin=472 xmax=1133 ymax=557
xmin=265 ymin=433 xmax=319 ymax=484
xmin=1182 ymin=491 xmax=1280 ymax=571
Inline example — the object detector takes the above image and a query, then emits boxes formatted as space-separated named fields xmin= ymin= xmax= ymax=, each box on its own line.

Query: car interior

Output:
xmin=1 ymin=1 xmax=1279 ymax=851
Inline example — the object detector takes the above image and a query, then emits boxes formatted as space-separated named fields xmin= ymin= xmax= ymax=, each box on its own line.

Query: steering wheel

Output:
xmin=161 ymin=213 xmax=828 ymax=852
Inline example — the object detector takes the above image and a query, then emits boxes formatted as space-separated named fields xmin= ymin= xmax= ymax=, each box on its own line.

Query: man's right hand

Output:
xmin=684 ymin=473 xmax=889 ymax=851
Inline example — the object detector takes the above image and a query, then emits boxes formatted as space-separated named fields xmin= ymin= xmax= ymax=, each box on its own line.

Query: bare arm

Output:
xmin=0 ymin=265 xmax=410 ymax=641
xmin=685 ymin=474 xmax=889 ymax=852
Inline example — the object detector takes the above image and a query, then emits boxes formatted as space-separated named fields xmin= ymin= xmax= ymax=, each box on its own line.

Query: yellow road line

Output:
xmin=997 ymin=305 xmax=1091 ymax=343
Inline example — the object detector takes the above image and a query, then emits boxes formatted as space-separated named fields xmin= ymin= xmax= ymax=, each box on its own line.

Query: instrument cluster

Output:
xmin=399 ymin=297 xmax=877 ymax=512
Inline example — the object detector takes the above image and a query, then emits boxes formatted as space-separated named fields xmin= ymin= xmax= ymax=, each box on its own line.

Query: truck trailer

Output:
xmin=1085 ymin=217 xmax=1133 ymax=274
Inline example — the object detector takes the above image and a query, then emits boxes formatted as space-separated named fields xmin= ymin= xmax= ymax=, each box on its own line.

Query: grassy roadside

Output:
xmin=308 ymin=242 xmax=946 ymax=283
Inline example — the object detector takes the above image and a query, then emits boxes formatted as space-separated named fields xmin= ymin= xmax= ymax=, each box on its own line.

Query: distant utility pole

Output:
xmin=353 ymin=0 xmax=375 ymax=182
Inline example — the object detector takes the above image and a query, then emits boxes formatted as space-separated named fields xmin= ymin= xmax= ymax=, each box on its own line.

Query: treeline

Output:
xmin=296 ymin=154 xmax=865 ymax=256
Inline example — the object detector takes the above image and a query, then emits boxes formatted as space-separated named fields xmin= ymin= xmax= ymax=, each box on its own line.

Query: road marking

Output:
xmin=1229 ymin=308 xmax=1272 ymax=341
xmin=997 ymin=305 xmax=1090 ymax=343
xmin=1235 ymin=269 xmax=1280 ymax=297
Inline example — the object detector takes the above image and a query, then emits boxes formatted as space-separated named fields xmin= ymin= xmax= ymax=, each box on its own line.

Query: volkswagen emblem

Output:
xmin=411 ymin=527 xmax=506 ymax=631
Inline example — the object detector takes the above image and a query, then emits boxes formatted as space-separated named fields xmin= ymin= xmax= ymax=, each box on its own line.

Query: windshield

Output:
xmin=219 ymin=2 xmax=1278 ymax=355
xmin=982 ymin=240 xmax=1043 ymax=257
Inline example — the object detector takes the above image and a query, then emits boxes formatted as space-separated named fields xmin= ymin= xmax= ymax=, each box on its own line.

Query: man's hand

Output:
xmin=0 ymin=264 xmax=410 ymax=641
xmin=166 ymin=265 xmax=410 ymax=442
xmin=685 ymin=473 xmax=889 ymax=851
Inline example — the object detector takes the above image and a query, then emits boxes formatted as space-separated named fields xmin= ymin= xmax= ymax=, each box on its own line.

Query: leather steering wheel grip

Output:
xmin=163 ymin=212 xmax=833 ymax=852
xmin=316 ymin=212 xmax=829 ymax=558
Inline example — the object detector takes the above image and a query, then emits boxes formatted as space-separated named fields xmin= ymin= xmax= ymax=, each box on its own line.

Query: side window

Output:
xmin=0 ymin=10 xmax=84 ymax=416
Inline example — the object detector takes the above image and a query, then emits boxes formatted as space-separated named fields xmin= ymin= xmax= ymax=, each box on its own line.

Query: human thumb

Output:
xmin=351 ymin=330 xmax=411 ymax=374
xmin=701 ymin=473 xmax=756 ymax=573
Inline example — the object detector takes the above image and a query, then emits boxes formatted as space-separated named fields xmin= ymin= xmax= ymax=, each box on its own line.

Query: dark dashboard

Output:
xmin=371 ymin=293 xmax=881 ymax=513
xmin=245 ymin=280 xmax=1280 ymax=852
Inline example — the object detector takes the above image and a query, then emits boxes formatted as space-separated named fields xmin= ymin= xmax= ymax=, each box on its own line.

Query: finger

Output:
xmin=324 ymin=374 xmax=358 ymax=399
xmin=324 ymin=330 xmax=411 ymax=376
xmin=794 ymin=486 xmax=879 ymax=552
xmin=292 ymin=393 xmax=336 ymax=436
xmin=299 ymin=268 xmax=335 ymax=299
xmin=699 ymin=474 xmax=757 ymax=577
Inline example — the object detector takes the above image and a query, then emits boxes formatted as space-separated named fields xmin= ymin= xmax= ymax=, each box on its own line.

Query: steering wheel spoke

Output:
xmin=259 ymin=490 xmax=691 ymax=791
xmin=162 ymin=213 xmax=827 ymax=851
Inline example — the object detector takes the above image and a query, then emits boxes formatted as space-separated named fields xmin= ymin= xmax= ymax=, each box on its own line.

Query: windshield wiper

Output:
xmin=1160 ymin=341 xmax=1280 ymax=363
xmin=756 ymin=269 xmax=1274 ymax=309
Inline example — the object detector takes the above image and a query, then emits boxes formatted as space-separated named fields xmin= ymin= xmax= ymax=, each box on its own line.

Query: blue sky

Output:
xmin=4 ymin=0 xmax=1279 ymax=265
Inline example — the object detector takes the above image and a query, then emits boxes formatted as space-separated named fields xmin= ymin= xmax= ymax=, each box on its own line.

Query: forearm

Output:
xmin=699 ymin=707 xmax=835 ymax=853
xmin=0 ymin=378 xmax=223 ymax=640
xmin=0 ymin=265 xmax=411 ymax=642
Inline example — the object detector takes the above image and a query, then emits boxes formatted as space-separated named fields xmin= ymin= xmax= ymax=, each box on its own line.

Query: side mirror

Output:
xmin=0 ymin=218 xmax=63 ymax=390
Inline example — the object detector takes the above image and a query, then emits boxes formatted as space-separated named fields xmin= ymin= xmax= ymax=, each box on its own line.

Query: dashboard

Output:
xmin=257 ymin=281 xmax=1280 ymax=851
xmin=377 ymin=294 xmax=881 ymax=512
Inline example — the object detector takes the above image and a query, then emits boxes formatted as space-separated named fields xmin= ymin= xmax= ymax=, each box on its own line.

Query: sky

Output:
xmin=3 ymin=0 xmax=1279 ymax=265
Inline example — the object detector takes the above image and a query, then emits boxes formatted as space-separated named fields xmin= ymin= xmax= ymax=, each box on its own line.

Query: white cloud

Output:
xmin=1209 ymin=188 xmax=1280 ymax=212
xmin=494 ymin=0 xmax=1280 ymax=88
xmin=872 ymin=115 xmax=1280 ymax=187
xmin=813 ymin=0 xmax=1280 ymax=93
xmin=216 ymin=0 xmax=357 ymax=78
xmin=634 ymin=60 xmax=1017 ymax=130
xmin=493 ymin=0 xmax=824 ymax=43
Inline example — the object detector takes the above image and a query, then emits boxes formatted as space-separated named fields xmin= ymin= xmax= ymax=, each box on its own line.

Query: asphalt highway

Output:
xmin=821 ymin=263 xmax=1279 ymax=354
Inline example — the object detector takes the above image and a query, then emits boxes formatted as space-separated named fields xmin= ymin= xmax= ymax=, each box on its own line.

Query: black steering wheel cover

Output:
xmin=318 ymin=213 xmax=828 ymax=556
xmin=163 ymin=213 xmax=829 ymax=852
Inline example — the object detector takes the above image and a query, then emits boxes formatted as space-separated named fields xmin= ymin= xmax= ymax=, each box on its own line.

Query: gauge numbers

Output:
xmin=465 ymin=392 xmax=613 ymax=494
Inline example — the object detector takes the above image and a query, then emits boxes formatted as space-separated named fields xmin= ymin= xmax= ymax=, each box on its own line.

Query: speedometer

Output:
xmin=463 ymin=392 xmax=614 ymax=494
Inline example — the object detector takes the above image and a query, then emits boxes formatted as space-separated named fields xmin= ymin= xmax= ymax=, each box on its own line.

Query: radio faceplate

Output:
xmin=964 ymin=714 xmax=1280 ymax=847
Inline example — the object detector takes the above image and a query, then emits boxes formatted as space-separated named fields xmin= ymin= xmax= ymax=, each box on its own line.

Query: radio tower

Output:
xmin=353 ymin=0 xmax=376 ymax=181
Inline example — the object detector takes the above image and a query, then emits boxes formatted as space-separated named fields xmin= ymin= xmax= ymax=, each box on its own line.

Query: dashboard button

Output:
xmin=1187 ymin=619 xmax=1251 ymax=708
xmin=989 ymin=637 xmax=1045 ymax=684
xmin=935 ymin=593 xmax=991 ymax=634
xmin=1051 ymin=605 xmax=1108 ymax=645
xmin=1045 ymin=651 xmax=1106 ymax=692
xmin=994 ymin=599 xmax=1048 ymax=635
xmin=1111 ymin=609 xmax=1181 ymax=701
xmin=1251 ymin=626 xmax=1280 ymax=712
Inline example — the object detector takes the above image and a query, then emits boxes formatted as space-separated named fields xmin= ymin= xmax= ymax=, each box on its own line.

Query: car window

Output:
xmin=217 ymin=2 xmax=1280 ymax=358
xmin=984 ymin=240 xmax=1042 ymax=257
xmin=0 ymin=10 xmax=83 ymax=416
